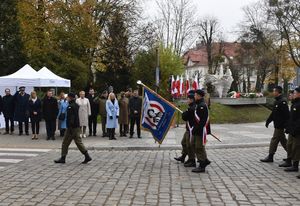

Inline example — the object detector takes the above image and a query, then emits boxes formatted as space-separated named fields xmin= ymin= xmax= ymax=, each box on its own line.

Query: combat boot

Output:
xmin=184 ymin=159 xmax=196 ymax=167
xmin=192 ymin=160 xmax=206 ymax=173
xmin=174 ymin=154 xmax=186 ymax=163
xmin=260 ymin=154 xmax=274 ymax=163
xmin=82 ymin=152 xmax=92 ymax=164
xmin=279 ymin=158 xmax=292 ymax=167
xmin=284 ymin=161 xmax=299 ymax=172
xmin=54 ymin=156 xmax=66 ymax=164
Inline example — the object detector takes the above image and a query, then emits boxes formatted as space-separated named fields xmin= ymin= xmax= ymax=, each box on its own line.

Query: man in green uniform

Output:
xmin=284 ymin=87 xmax=300 ymax=177
xmin=260 ymin=86 xmax=289 ymax=163
xmin=191 ymin=89 xmax=210 ymax=173
xmin=54 ymin=93 xmax=92 ymax=164
xmin=174 ymin=91 xmax=196 ymax=167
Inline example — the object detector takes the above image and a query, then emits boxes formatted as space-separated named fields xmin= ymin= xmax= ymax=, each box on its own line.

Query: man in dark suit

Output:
xmin=14 ymin=86 xmax=30 ymax=135
xmin=2 ymin=89 xmax=15 ymax=134
xmin=129 ymin=90 xmax=142 ymax=138
xmin=43 ymin=90 xmax=59 ymax=140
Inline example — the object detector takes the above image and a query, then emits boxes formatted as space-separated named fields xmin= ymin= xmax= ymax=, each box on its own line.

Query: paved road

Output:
xmin=0 ymin=122 xmax=274 ymax=150
xmin=0 ymin=147 xmax=299 ymax=206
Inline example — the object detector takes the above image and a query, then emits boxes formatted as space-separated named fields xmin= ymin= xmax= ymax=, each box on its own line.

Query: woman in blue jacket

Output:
xmin=57 ymin=92 xmax=69 ymax=137
xmin=106 ymin=93 xmax=119 ymax=140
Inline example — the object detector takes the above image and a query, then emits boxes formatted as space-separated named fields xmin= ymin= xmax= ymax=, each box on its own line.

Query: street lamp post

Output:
xmin=155 ymin=45 xmax=160 ymax=93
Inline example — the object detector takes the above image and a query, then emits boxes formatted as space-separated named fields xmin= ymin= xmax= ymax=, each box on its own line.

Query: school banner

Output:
xmin=141 ymin=87 xmax=176 ymax=144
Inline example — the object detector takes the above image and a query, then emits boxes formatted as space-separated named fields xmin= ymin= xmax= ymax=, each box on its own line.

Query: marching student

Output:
xmin=284 ymin=87 xmax=300 ymax=177
xmin=54 ymin=93 xmax=92 ymax=164
xmin=191 ymin=89 xmax=211 ymax=173
xmin=174 ymin=90 xmax=197 ymax=167
xmin=260 ymin=86 xmax=289 ymax=163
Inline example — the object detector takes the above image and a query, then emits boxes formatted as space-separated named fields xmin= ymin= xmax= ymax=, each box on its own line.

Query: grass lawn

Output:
xmin=175 ymin=103 xmax=271 ymax=124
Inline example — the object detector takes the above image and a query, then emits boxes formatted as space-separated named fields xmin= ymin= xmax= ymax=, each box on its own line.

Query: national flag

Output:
xmin=175 ymin=75 xmax=180 ymax=97
xmin=141 ymin=87 xmax=177 ymax=144
xmin=179 ymin=75 xmax=184 ymax=96
xmin=171 ymin=75 xmax=176 ymax=95
xmin=192 ymin=73 xmax=199 ymax=90
xmin=185 ymin=73 xmax=190 ymax=95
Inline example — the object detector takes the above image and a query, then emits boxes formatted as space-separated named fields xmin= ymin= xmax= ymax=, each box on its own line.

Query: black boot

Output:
xmin=174 ymin=154 xmax=186 ymax=163
xmin=108 ymin=129 xmax=113 ymax=140
xmin=284 ymin=161 xmax=299 ymax=172
xmin=82 ymin=152 xmax=92 ymax=164
xmin=112 ymin=129 xmax=116 ymax=140
xmin=279 ymin=158 xmax=292 ymax=167
xmin=260 ymin=154 xmax=274 ymax=163
xmin=184 ymin=159 xmax=196 ymax=167
xmin=297 ymin=175 xmax=300 ymax=179
xmin=54 ymin=156 xmax=66 ymax=164
xmin=192 ymin=160 xmax=206 ymax=173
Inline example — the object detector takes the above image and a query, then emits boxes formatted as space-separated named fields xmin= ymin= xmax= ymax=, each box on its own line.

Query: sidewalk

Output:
xmin=0 ymin=122 xmax=274 ymax=150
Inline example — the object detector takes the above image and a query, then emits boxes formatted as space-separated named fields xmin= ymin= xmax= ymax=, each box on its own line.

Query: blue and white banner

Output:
xmin=141 ymin=87 xmax=176 ymax=144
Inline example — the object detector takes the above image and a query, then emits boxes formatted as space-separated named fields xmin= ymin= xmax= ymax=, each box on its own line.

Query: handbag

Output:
xmin=58 ymin=113 xmax=66 ymax=120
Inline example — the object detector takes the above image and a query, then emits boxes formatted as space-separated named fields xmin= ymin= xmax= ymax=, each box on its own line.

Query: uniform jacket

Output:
xmin=28 ymin=98 xmax=42 ymax=121
xmin=266 ymin=95 xmax=289 ymax=129
xmin=87 ymin=94 xmax=99 ymax=116
xmin=119 ymin=97 xmax=129 ymax=124
xmin=182 ymin=102 xmax=196 ymax=132
xmin=99 ymin=96 xmax=107 ymax=117
xmin=13 ymin=92 xmax=30 ymax=122
xmin=129 ymin=96 xmax=142 ymax=118
xmin=76 ymin=97 xmax=91 ymax=127
xmin=43 ymin=97 xmax=59 ymax=121
xmin=2 ymin=94 xmax=15 ymax=118
xmin=106 ymin=99 xmax=119 ymax=128
xmin=286 ymin=98 xmax=300 ymax=136
xmin=67 ymin=100 xmax=80 ymax=128
xmin=192 ymin=98 xmax=209 ymax=136
xmin=58 ymin=99 xmax=69 ymax=129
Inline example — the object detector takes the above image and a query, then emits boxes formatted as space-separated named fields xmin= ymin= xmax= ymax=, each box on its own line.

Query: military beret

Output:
xmin=187 ymin=94 xmax=195 ymax=99
xmin=295 ymin=87 xmax=300 ymax=93
xmin=274 ymin=86 xmax=283 ymax=93
xmin=68 ymin=93 xmax=76 ymax=98
xmin=195 ymin=89 xmax=205 ymax=97
xmin=19 ymin=86 xmax=25 ymax=90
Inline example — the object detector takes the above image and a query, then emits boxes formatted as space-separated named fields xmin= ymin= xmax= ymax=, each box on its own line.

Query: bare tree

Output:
xmin=196 ymin=16 xmax=220 ymax=74
xmin=155 ymin=0 xmax=197 ymax=55
xmin=267 ymin=0 xmax=300 ymax=67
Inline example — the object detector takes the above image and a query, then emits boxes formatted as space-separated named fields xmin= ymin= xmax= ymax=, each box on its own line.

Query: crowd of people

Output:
xmin=0 ymin=87 xmax=142 ymax=141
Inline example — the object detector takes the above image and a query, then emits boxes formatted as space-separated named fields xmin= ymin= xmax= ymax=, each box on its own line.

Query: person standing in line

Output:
xmin=87 ymin=89 xmax=99 ymax=136
xmin=14 ymin=86 xmax=30 ymax=136
xmin=125 ymin=88 xmax=133 ymax=134
xmin=28 ymin=91 xmax=42 ymax=140
xmin=2 ymin=89 xmax=15 ymax=135
xmin=54 ymin=93 xmax=92 ymax=164
xmin=129 ymin=90 xmax=142 ymax=139
xmin=58 ymin=92 xmax=68 ymax=137
xmin=43 ymin=90 xmax=59 ymax=140
xmin=99 ymin=91 xmax=108 ymax=137
xmin=76 ymin=91 xmax=91 ymax=138
xmin=106 ymin=93 xmax=119 ymax=140
xmin=284 ymin=87 xmax=300 ymax=177
xmin=260 ymin=86 xmax=289 ymax=163
xmin=118 ymin=92 xmax=129 ymax=137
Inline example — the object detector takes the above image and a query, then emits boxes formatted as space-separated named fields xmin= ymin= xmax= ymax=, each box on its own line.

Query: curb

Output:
xmin=65 ymin=142 xmax=270 ymax=151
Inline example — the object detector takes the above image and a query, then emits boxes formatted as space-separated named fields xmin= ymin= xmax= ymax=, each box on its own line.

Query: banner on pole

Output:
xmin=141 ymin=87 xmax=176 ymax=144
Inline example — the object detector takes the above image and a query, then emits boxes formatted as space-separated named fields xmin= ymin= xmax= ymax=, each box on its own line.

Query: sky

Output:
xmin=141 ymin=0 xmax=258 ymax=41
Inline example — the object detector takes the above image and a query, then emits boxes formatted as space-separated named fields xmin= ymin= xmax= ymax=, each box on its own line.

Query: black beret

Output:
xmin=295 ymin=87 xmax=300 ymax=93
xmin=68 ymin=93 xmax=76 ymax=98
xmin=188 ymin=90 xmax=195 ymax=95
xmin=187 ymin=94 xmax=195 ymax=99
xmin=274 ymin=86 xmax=283 ymax=93
xmin=19 ymin=86 xmax=25 ymax=90
xmin=195 ymin=89 xmax=205 ymax=97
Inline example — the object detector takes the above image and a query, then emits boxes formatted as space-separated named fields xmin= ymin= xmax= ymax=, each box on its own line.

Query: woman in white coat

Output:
xmin=106 ymin=93 xmax=119 ymax=140
xmin=76 ymin=91 xmax=91 ymax=138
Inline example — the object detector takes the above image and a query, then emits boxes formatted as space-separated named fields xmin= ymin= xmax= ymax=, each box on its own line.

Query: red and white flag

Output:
xmin=171 ymin=75 xmax=176 ymax=95
xmin=192 ymin=73 xmax=199 ymax=90
xmin=186 ymin=73 xmax=190 ymax=95
xmin=175 ymin=75 xmax=180 ymax=97
xmin=179 ymin=75 xmax=184 ymax=96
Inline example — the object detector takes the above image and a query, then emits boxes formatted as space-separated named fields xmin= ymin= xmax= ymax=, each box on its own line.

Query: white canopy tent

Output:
xmin=0 ymin=64 xmax=41 ymax=87
xmin=37 ymin=66 xmax=71 ymax=87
